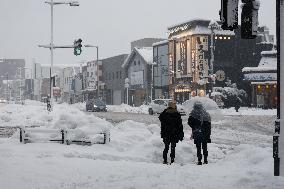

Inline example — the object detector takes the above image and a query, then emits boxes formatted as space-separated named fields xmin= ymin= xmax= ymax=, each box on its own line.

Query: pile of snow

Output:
xmin=1 ymin=100 xmax=284 ymax=188
xmin=222 ymin=107 xmax=276 ymax=116
xmin=107 ymin=103 xmax=149 ymax=114
xmin=0 ymin=101 xmax=111 ymax=142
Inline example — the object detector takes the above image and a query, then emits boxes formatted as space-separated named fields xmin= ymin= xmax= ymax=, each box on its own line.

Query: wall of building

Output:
xmin=102 ymin=54 xmax=128 ymax=105
xmin=153 ymin=42 xmax=169 ymax=99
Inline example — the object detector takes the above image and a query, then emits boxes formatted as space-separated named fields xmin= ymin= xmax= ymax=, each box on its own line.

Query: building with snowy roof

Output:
xmin=166 ymin=18 xmax=274 ymax=104
xmin=242 ymin=50 xmax=277 ymax=108
xmin=122 ymin=47 xmax=155 ymax=106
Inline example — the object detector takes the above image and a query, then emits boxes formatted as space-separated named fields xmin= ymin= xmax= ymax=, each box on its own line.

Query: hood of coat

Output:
xmin=165 ymin=107 xmax=178 ymax=113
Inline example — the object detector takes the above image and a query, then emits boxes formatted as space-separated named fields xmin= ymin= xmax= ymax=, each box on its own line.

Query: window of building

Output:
xmin=116 ymin=71 xmax=119 ymax=79
xmin=120 ymin=71 xmax=122 ymax=79
xmin=138 ymin=60 xmax=140 ymax=66
xmin=87 ymin=72 xmax=89 ymax=77
xmin=99 ymin=65 xmax=102 ymax=70
xmin=109 ymin=73 xmax=111 ymax=80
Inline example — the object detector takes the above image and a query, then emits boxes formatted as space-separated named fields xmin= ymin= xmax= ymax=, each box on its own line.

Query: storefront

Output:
xmin=251 ymin=81 xmax=277 ymax=108
xmin=167 ymin=19 xmax=234 ymax=102
xmin=242 ymin=50 xmax=277 ymax=108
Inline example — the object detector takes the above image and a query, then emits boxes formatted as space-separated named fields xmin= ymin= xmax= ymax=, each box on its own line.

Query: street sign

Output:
xmin=215 ymin=70 xmax=226 ymax=81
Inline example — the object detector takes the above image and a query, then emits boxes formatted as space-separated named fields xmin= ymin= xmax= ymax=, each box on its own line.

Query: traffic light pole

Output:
xmin=275 ymin=0 xmax=284 ymax=176
xmin=50 ymin=0 xmax=54 ymax=111
xmin=41 ymin=1 xmax=79 ymax=111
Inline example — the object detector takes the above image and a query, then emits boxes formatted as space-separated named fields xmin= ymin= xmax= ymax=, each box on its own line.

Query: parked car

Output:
xmin=148 ymin=99 xmax=186 ymax=115
xmin=0 ymin=98 xmax=7 ymax=103
xmin=86 ymin=99 xmax=107 ymax=112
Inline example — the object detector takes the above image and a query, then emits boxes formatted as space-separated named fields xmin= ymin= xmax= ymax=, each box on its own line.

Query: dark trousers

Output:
xmin=163 ymin=139 xmax=177 ymax=161
xmin=196 ymin=142 xmax=208 ymax=160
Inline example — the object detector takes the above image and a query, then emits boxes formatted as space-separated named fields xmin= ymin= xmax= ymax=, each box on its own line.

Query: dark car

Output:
xmin=86 ymin=99 xmax=107 ymax=112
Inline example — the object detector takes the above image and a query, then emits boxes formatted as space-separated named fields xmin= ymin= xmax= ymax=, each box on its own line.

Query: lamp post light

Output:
xmin=44 ymin=0 xmax=80 ymax=111
xmin=84 ymin=44 xmax=99 ymax=98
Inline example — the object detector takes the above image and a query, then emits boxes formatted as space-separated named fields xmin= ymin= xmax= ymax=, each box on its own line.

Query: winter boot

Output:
xmin=170 ymin=158 xmax=175 ymax=164
xmin=197 ymin=158 xmax=202 ymax=165
xmin=163 ymin=156 xmax=168 ymax=164
xmin=204 ymin=152 xmax=208 ymax=164
xmin=203 ymin=157 xmax=208 ymax=164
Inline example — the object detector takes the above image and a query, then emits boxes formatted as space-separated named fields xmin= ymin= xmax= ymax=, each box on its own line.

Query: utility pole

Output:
xmin=274 ymin=0 xmax=283 ymax=176
xmin=42 ymin=0 xmax=80 ymax=111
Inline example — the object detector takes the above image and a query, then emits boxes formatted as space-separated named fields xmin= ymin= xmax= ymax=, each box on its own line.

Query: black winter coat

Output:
xmin=159 ymin=108 xmax=184 ymax=143
xmin=188 ymin=116 xmax=211 ymax=144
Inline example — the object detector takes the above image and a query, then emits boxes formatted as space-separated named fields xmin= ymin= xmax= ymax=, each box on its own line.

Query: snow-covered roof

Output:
xmin=242 ymin=50 xmax=277 ymax=73
xmin=261 ymin=50 xmax=277 ymax=55
xmin=136 ymin=47 xmax=153 ymax=63
xmin=152 ymin=40 xmax=168 ymax=47
xmin=242 ymin=67 xmax=276 ymax=72
xmin=168 ymin=18 xmax=235 ymax=37
xmin=192 ymin=25 xmax=235 ymax=36
xmin=168 ymin=18 xmax=209 ymax=29
xmin=122 ymin=47 xmax=153 ymax=68
xmin=251 ymin=81 xmax=277 ymax=85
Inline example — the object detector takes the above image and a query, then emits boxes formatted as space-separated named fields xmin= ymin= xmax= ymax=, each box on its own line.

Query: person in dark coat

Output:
xmin=234 ymin=96 xmax=241 ymax=112
xmin=188 ymin=101 xmax=211 ymax=165
xmin=159 ymin=102 xmax=184 ymax=164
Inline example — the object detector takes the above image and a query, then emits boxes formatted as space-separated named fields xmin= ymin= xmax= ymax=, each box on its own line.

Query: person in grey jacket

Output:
xmin=188 ymin=101 xmax=211 ymax=165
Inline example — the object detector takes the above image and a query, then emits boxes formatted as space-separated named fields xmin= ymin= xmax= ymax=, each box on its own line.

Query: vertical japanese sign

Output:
xmin=175 ymin=38 xmax=190 ymax=78
xmin=195 ymin=36 xmax=209 ymax=80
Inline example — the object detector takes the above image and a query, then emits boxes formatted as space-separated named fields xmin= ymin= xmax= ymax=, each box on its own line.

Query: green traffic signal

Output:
xmin=75 ymin=47 xmax=82 ymax=56
xmin=73 ymin=38 xmax=82 ymax=56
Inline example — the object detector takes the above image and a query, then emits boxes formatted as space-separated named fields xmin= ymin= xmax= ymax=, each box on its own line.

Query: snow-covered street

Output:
xmin=0 ymin=101 xmax=284 ymax=189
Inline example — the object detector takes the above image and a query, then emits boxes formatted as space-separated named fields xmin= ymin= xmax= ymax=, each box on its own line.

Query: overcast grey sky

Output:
xmin=0 ymin=0 xmax=276 ymax=68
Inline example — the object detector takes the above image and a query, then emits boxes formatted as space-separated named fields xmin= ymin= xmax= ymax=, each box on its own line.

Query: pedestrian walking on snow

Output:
xmin=159 ymin=101 xmax=184 ymax=164
xmin=188 ymin=101 xmax=211 ymax=165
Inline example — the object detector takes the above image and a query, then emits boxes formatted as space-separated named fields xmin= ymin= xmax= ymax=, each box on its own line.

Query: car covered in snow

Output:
xmin=86 ymin=99 xmax=107 ymax=112
xmin=148 ymin=99 xmax=185 ymax=115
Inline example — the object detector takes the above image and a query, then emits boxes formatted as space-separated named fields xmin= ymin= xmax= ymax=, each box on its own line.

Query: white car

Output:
xmin=0 ymin=98 xmax=7 ymax=103
xmin=148 ymin=99 xmax=186 ymax=115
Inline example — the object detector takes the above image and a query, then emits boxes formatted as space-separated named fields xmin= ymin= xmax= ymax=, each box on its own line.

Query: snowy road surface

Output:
xmin=0 ymin=101 xmax=284 ymax=189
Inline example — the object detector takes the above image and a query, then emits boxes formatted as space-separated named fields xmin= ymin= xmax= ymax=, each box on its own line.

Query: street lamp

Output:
xmin=44 ymin=0 xmax=80 ymax=111
xmin=84 ymin=44 xmax=99 ymax=98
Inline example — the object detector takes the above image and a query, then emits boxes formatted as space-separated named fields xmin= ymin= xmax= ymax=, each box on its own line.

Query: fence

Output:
xmin=19 ymin=127 xmax=110 ymax=145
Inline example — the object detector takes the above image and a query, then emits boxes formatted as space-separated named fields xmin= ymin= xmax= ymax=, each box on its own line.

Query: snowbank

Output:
xmin=0 ymin=101 xmax=111 ymax=142
xmin=0 ymin=101 xmax=283 ymax=188
xmin=222 ymin=107 xmax=276 ymax=116
xmin=107 ymin=103 xmax=149 ymax=114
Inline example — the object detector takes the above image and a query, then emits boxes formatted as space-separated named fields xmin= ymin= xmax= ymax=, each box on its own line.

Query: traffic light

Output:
xmin=241 ymin=0 xmax=260 ymax=39
xmin=73 ymin=38 xmax=82 ymax=56
xmin=220 ymin=0 xmax=239 ymax=31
